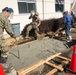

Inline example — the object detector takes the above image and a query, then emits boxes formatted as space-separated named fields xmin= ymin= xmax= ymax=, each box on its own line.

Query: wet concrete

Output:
xmin=6 ymin=27 xmax=76 ymax=75
xmin=7 ymin=38 xmax=67 ymax=71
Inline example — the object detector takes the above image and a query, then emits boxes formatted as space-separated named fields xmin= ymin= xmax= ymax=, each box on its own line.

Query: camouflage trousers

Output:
xmin=26 ymin=23 xmax=40 ymax=38
xmin=0 ymin=35 xmax=9 ymax=58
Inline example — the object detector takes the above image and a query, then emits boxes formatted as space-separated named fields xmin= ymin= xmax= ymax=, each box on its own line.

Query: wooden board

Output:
xmin=45 ymin=65 xmax=63 ymax=75
xmin=45 ymin=61 xmax=63 ymax=71
xmin=17 ymin=52 xmax=71 ymax=75
xmin=17 ymin=53 xmax=61 ymax=75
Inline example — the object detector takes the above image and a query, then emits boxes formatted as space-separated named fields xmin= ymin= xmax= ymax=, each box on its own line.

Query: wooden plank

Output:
xmin=57 ymin=56 xmax=71 ymax=61
xmin=62 ymin=61 xmax=69 ymax=65
xmin=46 ymin=60 xmax=69 ymax=75
xmin=17 ymin=60 xmax=44 ymax=75
xmin=45 ymin=53 xmax=61 ymax=62
xmin=18 ymin=53 xmax=61 ymax=75
xmin=45 ymin=65 xmax=63 ymax=75
xmin=45 ymin=61 xmax=63 ymax=71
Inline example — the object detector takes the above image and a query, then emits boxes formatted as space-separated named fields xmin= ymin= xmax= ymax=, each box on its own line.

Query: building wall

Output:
xmin=64 ymin=0 xmax=71 ymax=11
xmin=36 ymin=0 xmax=71 ymax=19
xmin=0 ymin=0 xmax=31 ymax=36
xmin=0 ymin=0 xmax=71 ymax=37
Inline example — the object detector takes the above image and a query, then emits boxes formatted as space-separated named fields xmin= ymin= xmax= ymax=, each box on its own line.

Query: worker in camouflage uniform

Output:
xmin=25 ymin=12 xmax=41 ymax=39
xmin=0 ymin=7 xmax=16 ymax=63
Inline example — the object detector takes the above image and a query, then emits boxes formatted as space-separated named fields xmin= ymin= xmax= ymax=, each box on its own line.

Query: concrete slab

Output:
xmin=7 ymin=38 xmax=68 ymax=71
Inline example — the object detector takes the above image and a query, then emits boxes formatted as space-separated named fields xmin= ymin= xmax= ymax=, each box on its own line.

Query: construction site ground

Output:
xmin=6 ymin=27 xmax=76 ymax=75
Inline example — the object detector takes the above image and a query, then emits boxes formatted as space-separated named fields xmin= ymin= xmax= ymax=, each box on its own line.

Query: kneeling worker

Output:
xmin=25 ymin=11 xmax=41 ymax=39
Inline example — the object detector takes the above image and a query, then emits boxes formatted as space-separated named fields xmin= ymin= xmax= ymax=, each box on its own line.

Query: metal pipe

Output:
xmin=15 ymin=38 xmax=20 ymax=59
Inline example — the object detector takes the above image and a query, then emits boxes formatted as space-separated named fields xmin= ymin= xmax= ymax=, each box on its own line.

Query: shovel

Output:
xmin=15 ymin=38 xmax=20 ymax=59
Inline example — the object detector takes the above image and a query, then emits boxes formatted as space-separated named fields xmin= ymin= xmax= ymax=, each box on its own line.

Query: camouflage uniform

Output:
xmin=26 ymin=12 xmax=41 ymax=39
xmin=0 ymin=13 xmax=15 ymax=58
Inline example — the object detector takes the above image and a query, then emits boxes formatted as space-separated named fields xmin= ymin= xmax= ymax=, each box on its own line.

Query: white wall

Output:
xmin=36 ymin=0 xmax=71 ymax=19
xmin=0 ymin=0 xmax=71 ymax=38
xmin=0 ymin=0 xmax=18 ymax=14
xmin=64 ymin=0 xmax=71 ymax=12
xmin=0 ymin=0 xmax=31 ymax=35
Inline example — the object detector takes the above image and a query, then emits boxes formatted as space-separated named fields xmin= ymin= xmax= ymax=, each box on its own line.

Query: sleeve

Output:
xmin=63 ymin=16 xmax=67 ymax=24
xmin=4 ymin=19 xmax=15 ymax=37
xmin=29 ymin=14 xmax=33 ymax=19
xmin=71 ymin=17 xmax=74 ymax=25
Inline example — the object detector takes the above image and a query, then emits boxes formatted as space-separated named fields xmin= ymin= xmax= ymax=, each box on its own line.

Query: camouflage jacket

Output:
xmin=0 ymin=13 xmax=14 ymax=37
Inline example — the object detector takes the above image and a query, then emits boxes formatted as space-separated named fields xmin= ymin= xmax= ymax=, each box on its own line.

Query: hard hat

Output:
xmin=2 ymin=7 xmax=14 ymax=19
xmin=6 ymin=8 xmax=14 ymax=19
xmin=7 ymin=8 xmax=14 ymax=13
xmin=2 ymin=7 xmax=14 ymax=13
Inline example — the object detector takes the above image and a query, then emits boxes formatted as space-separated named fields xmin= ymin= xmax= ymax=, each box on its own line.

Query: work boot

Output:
xmin=66 ymin=36 xmax=72 ymax=42
xmin=69 ymin=36 xmax=72 ymax=41
xmin=0 ymin=57 xmax=7 ymax=63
